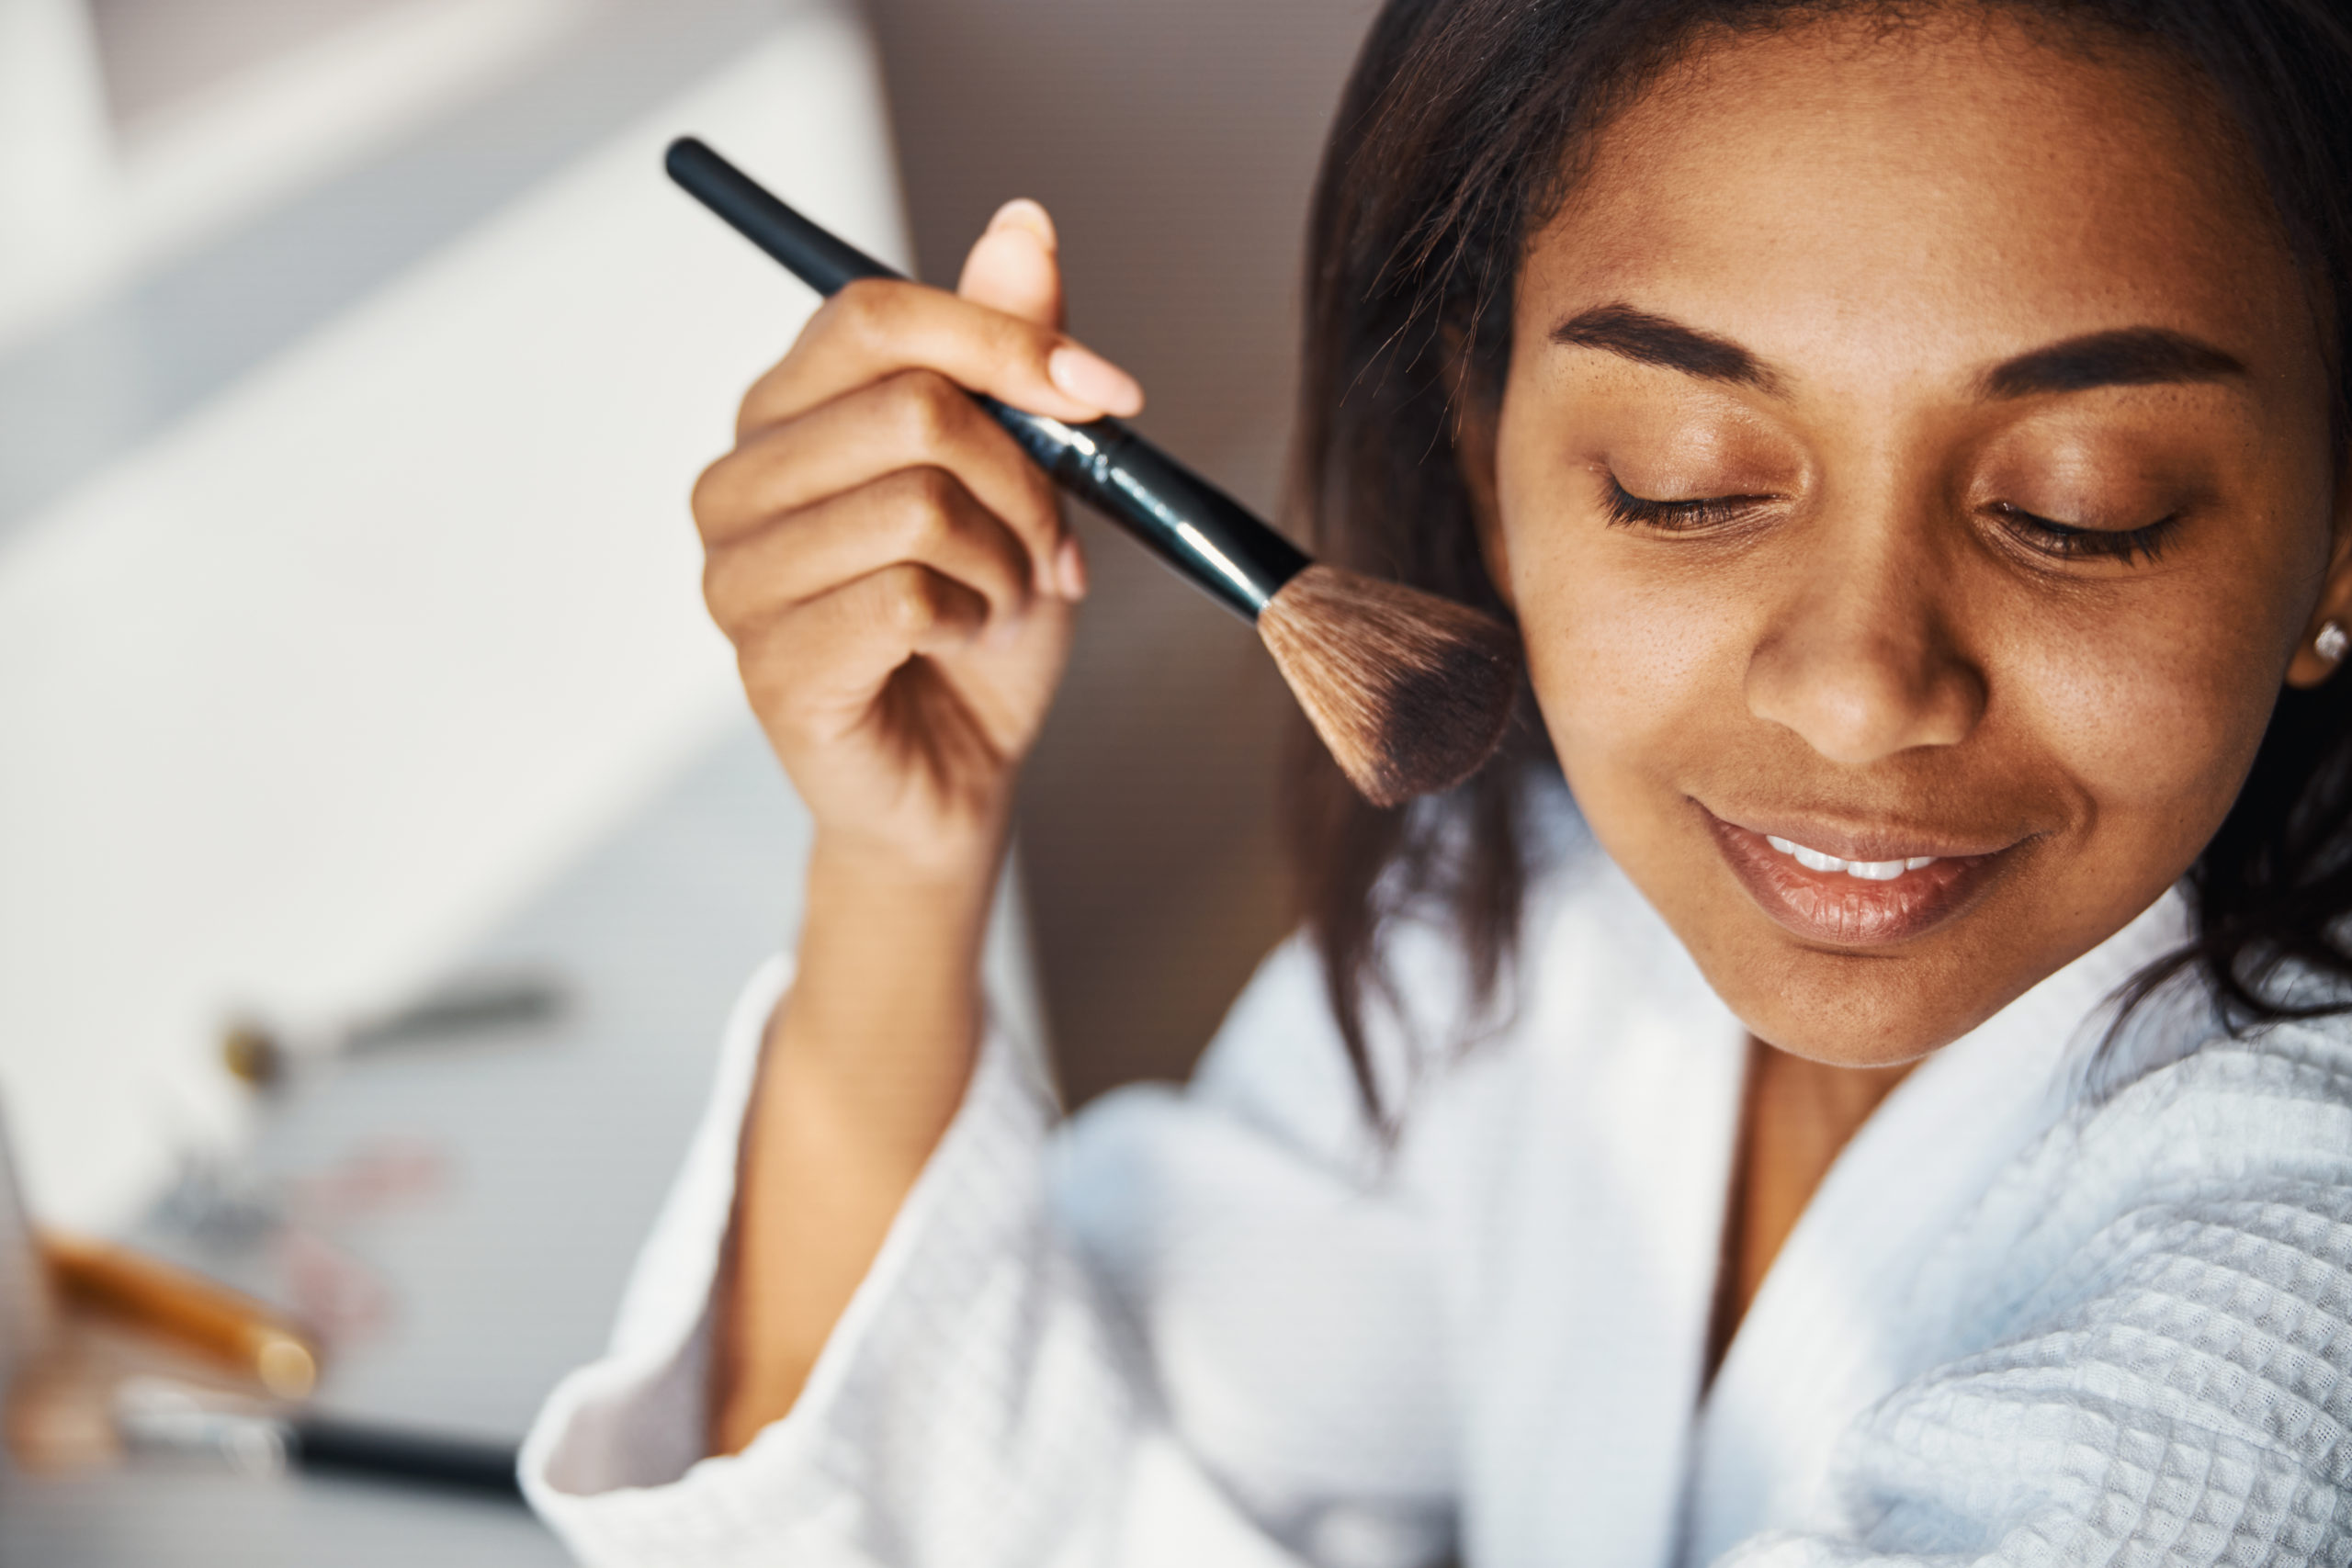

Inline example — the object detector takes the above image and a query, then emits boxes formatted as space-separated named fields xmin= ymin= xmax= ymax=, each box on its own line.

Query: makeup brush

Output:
xmin=39 ymin=1233 xmax=320 ymax=1399
xmin=664 ymin=137 xmax=1521 ymax=807
xmin=114 ymin=1379 xmax=523 ymax=1500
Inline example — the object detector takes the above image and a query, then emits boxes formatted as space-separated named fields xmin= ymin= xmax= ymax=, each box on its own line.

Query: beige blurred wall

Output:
xmin=864 ymin=0 xmax=1382 ymax=1103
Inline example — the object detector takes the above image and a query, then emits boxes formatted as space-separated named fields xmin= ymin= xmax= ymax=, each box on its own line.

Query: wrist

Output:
xmin=805 ymin=817 xmax=1010 ymax=904
xmin=777 ymin=828 xmax=1002 ymax=1114
xmin=808 ymin=799 xmax=1011 ymax=893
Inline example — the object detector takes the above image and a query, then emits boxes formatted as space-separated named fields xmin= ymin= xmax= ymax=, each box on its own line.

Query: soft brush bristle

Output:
xmin=1257 ymin=564 xmax=1521 ymax=807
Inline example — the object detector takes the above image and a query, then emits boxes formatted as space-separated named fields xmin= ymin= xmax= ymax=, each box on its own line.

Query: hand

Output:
xmin=692 ymin=199 xmax=1144 ymax=884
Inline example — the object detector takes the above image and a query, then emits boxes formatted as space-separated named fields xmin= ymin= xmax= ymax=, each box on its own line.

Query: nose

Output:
xmin=1744 ymin=526 xmax=1985 ymax=767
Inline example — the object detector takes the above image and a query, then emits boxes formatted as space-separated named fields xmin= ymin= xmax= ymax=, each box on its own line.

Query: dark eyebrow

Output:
xmin=1549 ymin=304 xmax=1783 ymax=394
xmin=1981 ymin=328 xmax=2245 ymax=399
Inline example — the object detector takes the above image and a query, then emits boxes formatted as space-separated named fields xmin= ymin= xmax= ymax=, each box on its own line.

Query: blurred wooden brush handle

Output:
xmin=37 ymin=1232 xmax=319 ymax=1398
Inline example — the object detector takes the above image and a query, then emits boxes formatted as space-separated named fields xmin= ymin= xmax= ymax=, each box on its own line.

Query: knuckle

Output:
xmin=701 ymin=556 xmax=761 ymax=637
xmin=879 ymin=568 xmax=937 ymax=637
xmin=885 ymin=368 xmax=965 ymax=449
xmin=890 ymin=466 xmax=964 ymax=543
xmin=734 ymin=357 xmax=793 ymax=437
xmin=688 ymin=457 xmax=732 ymax=535
xmin=1004 ymin=316 xmax=1055 ymax=372
xmin=992 ymin=312 xmax=1055 ymax=375
xmin=731 ymin=380 xmax=770 ymax=438
xmin=826 ymin=279 xmax=897 ymax=347
xmin=699 ymin=552 xmax=733 ymax=617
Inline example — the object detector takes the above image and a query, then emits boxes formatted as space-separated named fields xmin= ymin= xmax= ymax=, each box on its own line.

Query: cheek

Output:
xmin=2000 ymin=470 xmax=2329 ymax=848
xmin=1501 ymin=511 xmax=1737 ymax=790
xmin=2005 ymin=579 xmax=2288 ymax=843
xmin=1490 ymin=371 xmax=1784 ymax=804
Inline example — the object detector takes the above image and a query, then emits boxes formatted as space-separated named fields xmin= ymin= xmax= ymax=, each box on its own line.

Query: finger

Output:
xmin=695 ymin=369 xmax=1064 ymax=592
xmin=957 ymin=199 xmax=1064 ymax=329
xmin=738 ymin=277 xmax=1141 ymax=438
xmin=704 ymin=467 xmax=1034 ymax=638
xmin=742 ymin=564 xmax=989 ymax=721
xmin=1055 ymin=530 xmax=1089 ymax=601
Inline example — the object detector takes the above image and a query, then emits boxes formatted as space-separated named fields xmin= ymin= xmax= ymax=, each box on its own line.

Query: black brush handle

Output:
xmin=664 ymin=137 xmax=1307 ymax=620
xmin=290 ymin=1416 xmax=523 ymax=1501
xmin=664 ymin=136 xmax=883 ymax=293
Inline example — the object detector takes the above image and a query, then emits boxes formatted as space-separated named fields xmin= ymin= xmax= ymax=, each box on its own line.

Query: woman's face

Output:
xmin=1489 ymin=12 xmax=2352 ymax=1066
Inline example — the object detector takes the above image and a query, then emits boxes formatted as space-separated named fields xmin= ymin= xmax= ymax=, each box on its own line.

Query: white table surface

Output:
xmin=0 ymin=716 xmax=1045 ymax=1564
xmin=5 ymin=719 xmax=744 ymax=1562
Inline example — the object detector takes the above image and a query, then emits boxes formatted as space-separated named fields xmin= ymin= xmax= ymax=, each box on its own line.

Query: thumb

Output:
xmin=957 ymin=198 xmax=1065 ymax=329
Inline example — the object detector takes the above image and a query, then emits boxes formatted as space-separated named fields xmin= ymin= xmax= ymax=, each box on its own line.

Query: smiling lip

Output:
xmin=1701 ymin=806 xmax=2019 ymax=948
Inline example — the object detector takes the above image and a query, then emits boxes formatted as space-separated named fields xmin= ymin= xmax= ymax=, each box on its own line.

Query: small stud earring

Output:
xmin=2319 ymin=620 xmax=2349 ymax=665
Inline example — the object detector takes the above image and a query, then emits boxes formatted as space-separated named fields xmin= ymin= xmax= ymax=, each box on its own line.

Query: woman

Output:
xmin=524 ymin=1 xmax=2352 ymax=1562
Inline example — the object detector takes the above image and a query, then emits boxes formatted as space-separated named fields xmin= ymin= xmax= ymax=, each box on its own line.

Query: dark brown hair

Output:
xmin=1284 ymin=0 xmax=2352 ymax=1118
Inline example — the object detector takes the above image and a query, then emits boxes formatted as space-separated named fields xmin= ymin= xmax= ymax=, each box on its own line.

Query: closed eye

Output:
xmin=1986 ymin=502 xmax=2180 ymax=565
xmin=1601 ymin=477 xmax=1776 ymax=532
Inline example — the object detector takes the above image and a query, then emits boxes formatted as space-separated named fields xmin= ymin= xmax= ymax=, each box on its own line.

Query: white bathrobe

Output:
xmin=521 ymin=811 xmax=2352 ymax=1567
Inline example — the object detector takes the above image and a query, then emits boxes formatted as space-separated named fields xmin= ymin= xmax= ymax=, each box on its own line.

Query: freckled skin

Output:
xmin=1479 ymin=13 xmax=2352 ymax=1066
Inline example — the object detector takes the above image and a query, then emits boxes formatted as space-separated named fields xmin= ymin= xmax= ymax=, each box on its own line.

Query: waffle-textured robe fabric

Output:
xmin=522 ymin=832 xmax=2352 ymax=1567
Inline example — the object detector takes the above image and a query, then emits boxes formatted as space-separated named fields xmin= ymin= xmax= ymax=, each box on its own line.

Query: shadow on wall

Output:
xmin=865 ymin=0 xmax=1383 ymax=1103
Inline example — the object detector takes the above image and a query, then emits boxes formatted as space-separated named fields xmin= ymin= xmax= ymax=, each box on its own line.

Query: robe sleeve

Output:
xmin=1719 ymin=1033 xmax=2352 ymax=1568
xmin=520 ymin=939 xmax=1456 ymax=1568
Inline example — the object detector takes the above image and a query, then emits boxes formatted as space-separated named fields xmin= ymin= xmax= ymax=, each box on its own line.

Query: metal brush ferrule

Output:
xmin=980 ymin=398 xmax=1308 ymax=621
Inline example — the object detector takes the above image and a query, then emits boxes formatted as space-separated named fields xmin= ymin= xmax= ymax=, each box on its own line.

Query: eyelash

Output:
xmin=1601 ymin=479 xmax=2181 ymax=567
xmin=1600 ymin=479 xmax=1772 ymax=532
xmin=1985 ymin=502 xmax=2180 ymax=566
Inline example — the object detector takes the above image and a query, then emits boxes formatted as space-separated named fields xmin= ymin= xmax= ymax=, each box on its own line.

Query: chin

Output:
xmin=1692 ymin=930 xmax=2024 ymax=1067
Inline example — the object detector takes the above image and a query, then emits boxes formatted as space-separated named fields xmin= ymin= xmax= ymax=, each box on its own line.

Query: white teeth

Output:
xmin=1761 ymin=833 xmax=1940 ymax=879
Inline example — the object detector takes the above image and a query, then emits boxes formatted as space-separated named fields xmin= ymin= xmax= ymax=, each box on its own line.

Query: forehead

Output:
xmin=1522 ymin=11 xmax=2310 ymax=382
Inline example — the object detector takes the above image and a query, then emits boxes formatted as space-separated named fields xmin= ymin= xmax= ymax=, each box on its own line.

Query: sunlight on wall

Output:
xmin=0 ymin=3 xmax=910 ymax=1227
xmin=0 ymin=0 xmax=587 ymax=352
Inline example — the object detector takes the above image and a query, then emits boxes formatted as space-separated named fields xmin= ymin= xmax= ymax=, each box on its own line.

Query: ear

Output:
xmin=1450 ymin=370 xmax=1516 ymax=614
xmin=2286 ymin=465 xmax=2352 ymax=688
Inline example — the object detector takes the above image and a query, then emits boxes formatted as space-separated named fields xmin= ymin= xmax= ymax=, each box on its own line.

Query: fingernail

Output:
xmin=987 ymin=197 xmax=1057 ymax=249
xmin=1048 ymin=344 xmax=1143 ymax=417
xmin=1056 ymin=536 xmax=1088 ymax=600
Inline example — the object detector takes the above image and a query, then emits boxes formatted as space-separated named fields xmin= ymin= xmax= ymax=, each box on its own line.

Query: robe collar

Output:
xmin=1684 ymin=886 xmax=2195 ymax=1561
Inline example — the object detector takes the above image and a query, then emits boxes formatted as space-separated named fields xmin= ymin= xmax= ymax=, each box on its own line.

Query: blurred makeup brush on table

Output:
xmin=37 ymin=1233 xmax=319 ymax=1401
xmin=113 ymin=1378 xmax=524 ymax=1501
xmin=220 ymin=968 xmax=568 ymax=1089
